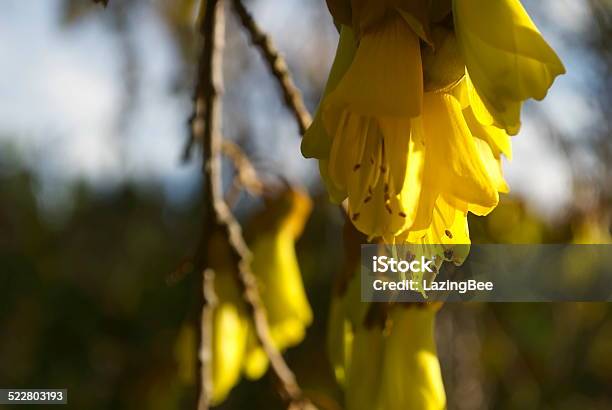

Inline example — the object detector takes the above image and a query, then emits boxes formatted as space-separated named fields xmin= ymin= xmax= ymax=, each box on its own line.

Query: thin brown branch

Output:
xmin=195 ymin=0 xmax=225 ymax=407
xmin=168 ymin=141 xmax=260 ymax=285
xmin=194 ymin=1 xmax=315 ymax=409
xmin=198 ymin=269 xmax=216 ymax=410
xmin=231 ymin=0 xmax=312 ymax=135
xmin=221 ymin=140 xmax=264 ymax=197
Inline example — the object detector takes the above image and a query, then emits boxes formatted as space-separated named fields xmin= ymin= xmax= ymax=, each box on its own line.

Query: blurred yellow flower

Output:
xmin=206 ymin=188 xmax=313 ymax=404
xmin=337 ymin=302 xmax=446 ymax=410
xmin=328 ymin=223 xmax=446 ymax=410
xmin=211 ymin=271 xmax=250 ymax=405
xmin=377 ymin=306 xmax=446 ymax=410
xmin=243 ymin=188 xmax=314 ymax=378
xmin=201 ymin=231 xmax=250 ymax=405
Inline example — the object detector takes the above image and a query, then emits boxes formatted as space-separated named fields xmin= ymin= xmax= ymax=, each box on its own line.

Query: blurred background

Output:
xmin=1 ymin=0 xmax=611 ymax=408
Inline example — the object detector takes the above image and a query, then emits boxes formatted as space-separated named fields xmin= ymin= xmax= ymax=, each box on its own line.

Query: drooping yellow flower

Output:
xmin=334 ymin=296 xmax=447 ymax=410
xmin=207 ymin=188 xmax=313 ymax=404
xmin=173 ymin=275 xmax=250 ymax=407
xmin=204 ymin=231 xmax=250 ymax=405
xmin=377 ymin=306 xmax=446 ymax=410
xmin=304 ymin=20 xmax=512 ymax=241
xmin=305 ymin=1 xmax=563 ymax=241
xmin=328 ymin=222 xmax=447 ymax=410
xmin=453 ymin=0 xmax=565 ymax=135
xmin=314 ymin=4 xmax=563 ymax=410
xmin=345 ymin=324 xmax=385 ymax=410
xmin=211 ymin=270 xmax=250 ymax=405
xmin=243 ymin=188 xmax=314 ymax=378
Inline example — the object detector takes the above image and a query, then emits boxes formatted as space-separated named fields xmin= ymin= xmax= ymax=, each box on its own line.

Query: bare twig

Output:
xmin=198 ymin=269 xmax=217 ymax=410
xmin=194 ymin=1 xmax=315 ymax=408
xmin=231 ymin=0 xmax=312 ymax=135
xmin=222 ymin=140 xmax=264 ymax=197
xmin=195 ymin=0 xmax=225 ymax=407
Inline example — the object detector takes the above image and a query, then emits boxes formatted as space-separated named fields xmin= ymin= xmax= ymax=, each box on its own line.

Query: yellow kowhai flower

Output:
xmin=205 ymin=188 xmax=313 ymax=404
xmin=326 ymin=221 xmax=446 ymax=410
xmin=334 ymin=300 xmax=446 ymax=410
xmin=303 ymin=23 xmax=504 ymax=241
xmin=377 ymin=305 xmax=446 ymax=410
xmin=211 ymin=269 xmax=250 ymax=405
xmin=242 ymin=188 xmax=314 ymax=378
xmin=171 ymin=270 xmax=251 ymax=407
xmin=305 ymin=1 xmax=563 ymax=242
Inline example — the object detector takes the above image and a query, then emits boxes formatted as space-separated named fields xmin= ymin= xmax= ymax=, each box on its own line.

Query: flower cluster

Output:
xmin=302 ymin=0 xmax=565 ymax=247
xmin=315 ymin=2 xmax=564 ymax=408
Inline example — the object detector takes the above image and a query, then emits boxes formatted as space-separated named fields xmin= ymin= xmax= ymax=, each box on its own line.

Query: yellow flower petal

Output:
xmin=348 ymin=175 xmax=407 ymax=239
xmin=401 ymin=195 xmax=471 ymax=266
xmin=453 ymin=0 xmax=565 ymax=134
xmin=332 ymin=115 xmax=425 ymax=238
xmin=456 ymin=76 xmax=513 ymax=159
xmin=328 ymin=111 xmax=366 ymax=194
xmin=378 ymin=307 xmax=446 ymax=410
xmin=473 ymin=137 xmax=510 ymax=195
xmin=302 ymin=25 xmax=357 ymax=159
xmin=242 ymin=190 xmax=313 ymax=379
xmin=211 ymin=273 xmax=249 ymax=405
xmin=407 ymin=196 xmax=470 ymax=245
xmin=250 ymin=234 xmax=312 ymax=347
xmin=243 ymin=327 xmax=268 ymax=379
xmin=422 ymin=92 xmax=499 ymax=211
xmin=324 ymin=13 xmax=423 ymax=130
xmin=381 ymin=117 xmax=426 ymax=229
xmin=464 ymin=105 xmax=513 ymax=160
